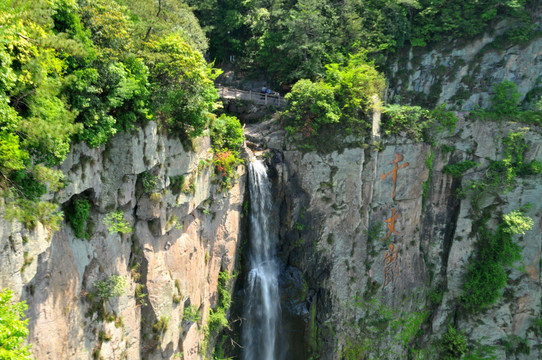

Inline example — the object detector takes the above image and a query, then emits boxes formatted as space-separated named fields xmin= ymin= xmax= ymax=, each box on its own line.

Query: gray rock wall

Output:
xmin=246 ymin=118 xmax=542 ymax=359
xmin=0 ymin=122 xmax=245 ymax=359
xmin=387 ymin=4 xmax=542 ymax=110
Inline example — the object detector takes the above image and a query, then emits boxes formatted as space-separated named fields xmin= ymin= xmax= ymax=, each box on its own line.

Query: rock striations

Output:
xmin=0 ymin=121 xmax=245 ymax=359
xmin=245 ymin=116 xmax=542 ymax=359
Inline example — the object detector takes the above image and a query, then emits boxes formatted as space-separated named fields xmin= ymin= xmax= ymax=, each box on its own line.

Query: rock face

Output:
xmin=245 ymin=117 xmax=542 ymax=359
xmin=387 ymin=4 xmax=542 ymax=110
xmin=0 ymin=122 xmax=245 ymax=359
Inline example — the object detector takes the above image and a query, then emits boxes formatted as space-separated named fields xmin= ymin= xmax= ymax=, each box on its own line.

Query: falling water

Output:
xmin=242 ymin=160 xmax=281 ymax=360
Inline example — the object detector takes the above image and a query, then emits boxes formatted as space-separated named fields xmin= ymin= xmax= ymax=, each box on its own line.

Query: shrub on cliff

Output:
xmin=283 ymin=53 xmax=384 ymax=140
xmin=490 ymin=80 xmax=521 ymax=116
xmin=0 ymin=289 xmax=32 ymax=360
xmin=210 ymin=114 xmax=244 ymax=192
xmin=461 ymin=209 xmax=532 ymax=312
xmin=284 ymin=79 xmax=340 ymax=138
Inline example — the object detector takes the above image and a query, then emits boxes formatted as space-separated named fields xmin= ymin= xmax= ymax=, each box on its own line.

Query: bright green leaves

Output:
xmin=147 ymin=34 xmax=220 ymax=138
xmin=93 ymin=275 xmax=127 ymax=300
xmin=0 ymin=131 xmax=28 ymax=174
xmin=0 ymin=1 xmax=220 ymax=230
xmin=120 ymin=0 xmax=209 ymax=54
xmin=19 ymin=87 xmax=79 ymax=164
xmin=70 ymin=59 xmax=151 ymax=147
xmin=382 ymin=105 xmax=432 ymax=142
xmin=490 ymin=80 xmax=522 ymax=116
xmin=411 ymin=0 xmax=530 ymax=46
xmin=439 ymin=325 xmax=468 ymax=360
xmin=502 ymin=209 xmax=534 ymax=235
xmin=284 ymin=54 xmax=385 ymax=139
xmin=103 ymin=210 xmax=132 ymax=235
xmin=0 ymin=2 xmax=81 ymax=165
xmin=285 ymin=79 xmax=340 ymax=137
xmin=210 ymin=114 xmax=244 ymax=152
xmin=210 ymin=114 xmax=244 ymax=192
xmin=325 ymin=54 xmax=386 ymax=131
xmin=0 ymin=289 xmax=32 ymax=360
xmin=461 ymin=209 xmax=530 ymax=312
xmin=78 ymin=0 xmax=134 ymax=56
xmin=277 ymin=0 xmax=332 ymax=82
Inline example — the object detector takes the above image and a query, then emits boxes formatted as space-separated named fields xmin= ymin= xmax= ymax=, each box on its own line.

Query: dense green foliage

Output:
xmin=382 ymin=104 xmax=431 ymax=142
xmin=485 ymin=131 xmax=542 ymax=191
xmin=103 ymin=210 xmax=132 ymax=234
xmin=202 ymin=271 xmax=234 ymax=359
xmin=0 ymin=0 xmax=221 ymax=228
xmin=459 ymin=131 xmax=538 ymax=312
xmin=472 ymin=81 xmax=542 ymax=125
xmin=443 ymin=161 xmax=478 ymax=178
xmin=490 ymin=80 xmax=522 ymax=116
xmin=284 ymin=79 xmax=340 ymax=137
xmin=183 ymin=305 xmax=201 ymax=323
xmin=93 ymin=275 xmax=127 ymax=300
xmin=410 ymin=0 xmax=532 ymax=47
xmin=439 ymin=325 xmax=468 ymax=360
xmin=461 ymin=209 xmax=531 ymax=312
xmin=210 ymin=114 xmax=244 ymax=151
xmin=342 ymin=297 xmax=427 ymax=359
xmin=0 ymin=289 xmax=32 ymax=360
xmin=146 ymin=34 xmax=220 ymax=137
xmin=283 ymin=54 xmax=385 ymax=141
xmin=210 ymin=114 xmax=245 ymax=191
xmin=188 ymin=0 xmax=537 ymax=86
xmin=66 ymin=197 xmax=91 ymax=239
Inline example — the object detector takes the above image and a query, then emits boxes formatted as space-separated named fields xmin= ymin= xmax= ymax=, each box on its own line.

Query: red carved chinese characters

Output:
xmin=380 ymin=153 xmax=409 ymax=200
xmin=381 ymin=208 xmax=401 ymax=242
xmin=383 ymin=244 xmax=399 ymax=287
xmin=379 ymin=153 xmax=409 ymax=287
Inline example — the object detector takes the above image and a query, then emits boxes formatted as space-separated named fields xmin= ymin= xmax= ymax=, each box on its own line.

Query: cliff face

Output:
xmin=246 ymin=117 xmax=542 ymax=359
xmin=0 ymin=122 xmax=245 ymax=359
xmin=387 ymin=4 xmax=542 ymax=110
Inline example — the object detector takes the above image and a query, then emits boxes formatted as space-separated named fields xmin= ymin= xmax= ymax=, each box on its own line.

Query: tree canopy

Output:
xmin=188 ymin=0 xmax=537 ymax=86
xmin=0 ymin=0 xmax=221 ymax=228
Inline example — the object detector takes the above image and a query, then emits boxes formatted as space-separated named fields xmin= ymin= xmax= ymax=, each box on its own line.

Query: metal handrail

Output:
xmin=218 ymin=86 xmax=286 ymax=107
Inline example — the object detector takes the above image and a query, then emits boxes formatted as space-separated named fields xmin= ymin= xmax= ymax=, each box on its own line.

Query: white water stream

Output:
xmin=242 ymin=160 xmax=281 ymax=360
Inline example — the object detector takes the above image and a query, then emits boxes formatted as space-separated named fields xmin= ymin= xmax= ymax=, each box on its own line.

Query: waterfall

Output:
xmin=242 ymin=160 xmax=281 ymax=360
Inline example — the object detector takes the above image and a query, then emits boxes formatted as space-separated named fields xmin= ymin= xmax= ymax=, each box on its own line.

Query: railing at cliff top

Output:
xmin=218 ymin=86 xmax=287 ymax=107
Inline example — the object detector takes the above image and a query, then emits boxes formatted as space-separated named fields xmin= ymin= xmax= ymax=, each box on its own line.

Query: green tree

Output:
xmin=334 ymin=0 xmax=413 ymax=54
xmin=411 ymin=0 xmax=528 ymax=46
xmin=325 ymin=53 xmax=386 ymax=133
xmin=210 ymin=114 xmax=244 ymax=191
xmin=146 ymin=34 xmax=220 ymax=138
xmin=186 ymin=0 xmax=246 ymax=59
xmin=461 ymin=208 xmax=533 ymax=312
xmin=93 ymin=275 xmax=127 ymax=300
xmin=210 ymin=114 xmax=244 ymax=151
xmin=440 ymin=325 xmax=468 ymax=360
xmin=276 ymin=0 xmax=334 ymax=82
xmin=284 ymin=79 xmax=340 ymax=137
xmin=490 ymin=80 xmax=521 ymax=116
xmin=382 ymin=104 xmax=432 ymax=141
xmin=119 ymin=0 xmax=208 ymax=53
xmin=0 ymin=289 xmax=32 ymax=360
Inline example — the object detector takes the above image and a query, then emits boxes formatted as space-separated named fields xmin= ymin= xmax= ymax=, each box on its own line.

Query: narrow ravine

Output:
xmin=241 ymin=160 xmax=281 ymax=360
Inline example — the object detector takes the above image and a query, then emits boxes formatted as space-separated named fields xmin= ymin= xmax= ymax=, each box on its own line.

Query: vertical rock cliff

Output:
xmin=0 ymin=122 xmax=245 ymax=359
xmin=245 ymin=116 xmax=542 ymax=359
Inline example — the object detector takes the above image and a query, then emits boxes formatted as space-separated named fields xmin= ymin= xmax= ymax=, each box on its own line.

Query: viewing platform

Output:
xmin=218 ymin=86 xmax=287 ymax=107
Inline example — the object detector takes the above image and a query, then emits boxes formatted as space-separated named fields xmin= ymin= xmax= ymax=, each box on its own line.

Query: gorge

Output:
xmin=1 ymin=1 xmax=542 ymax=360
